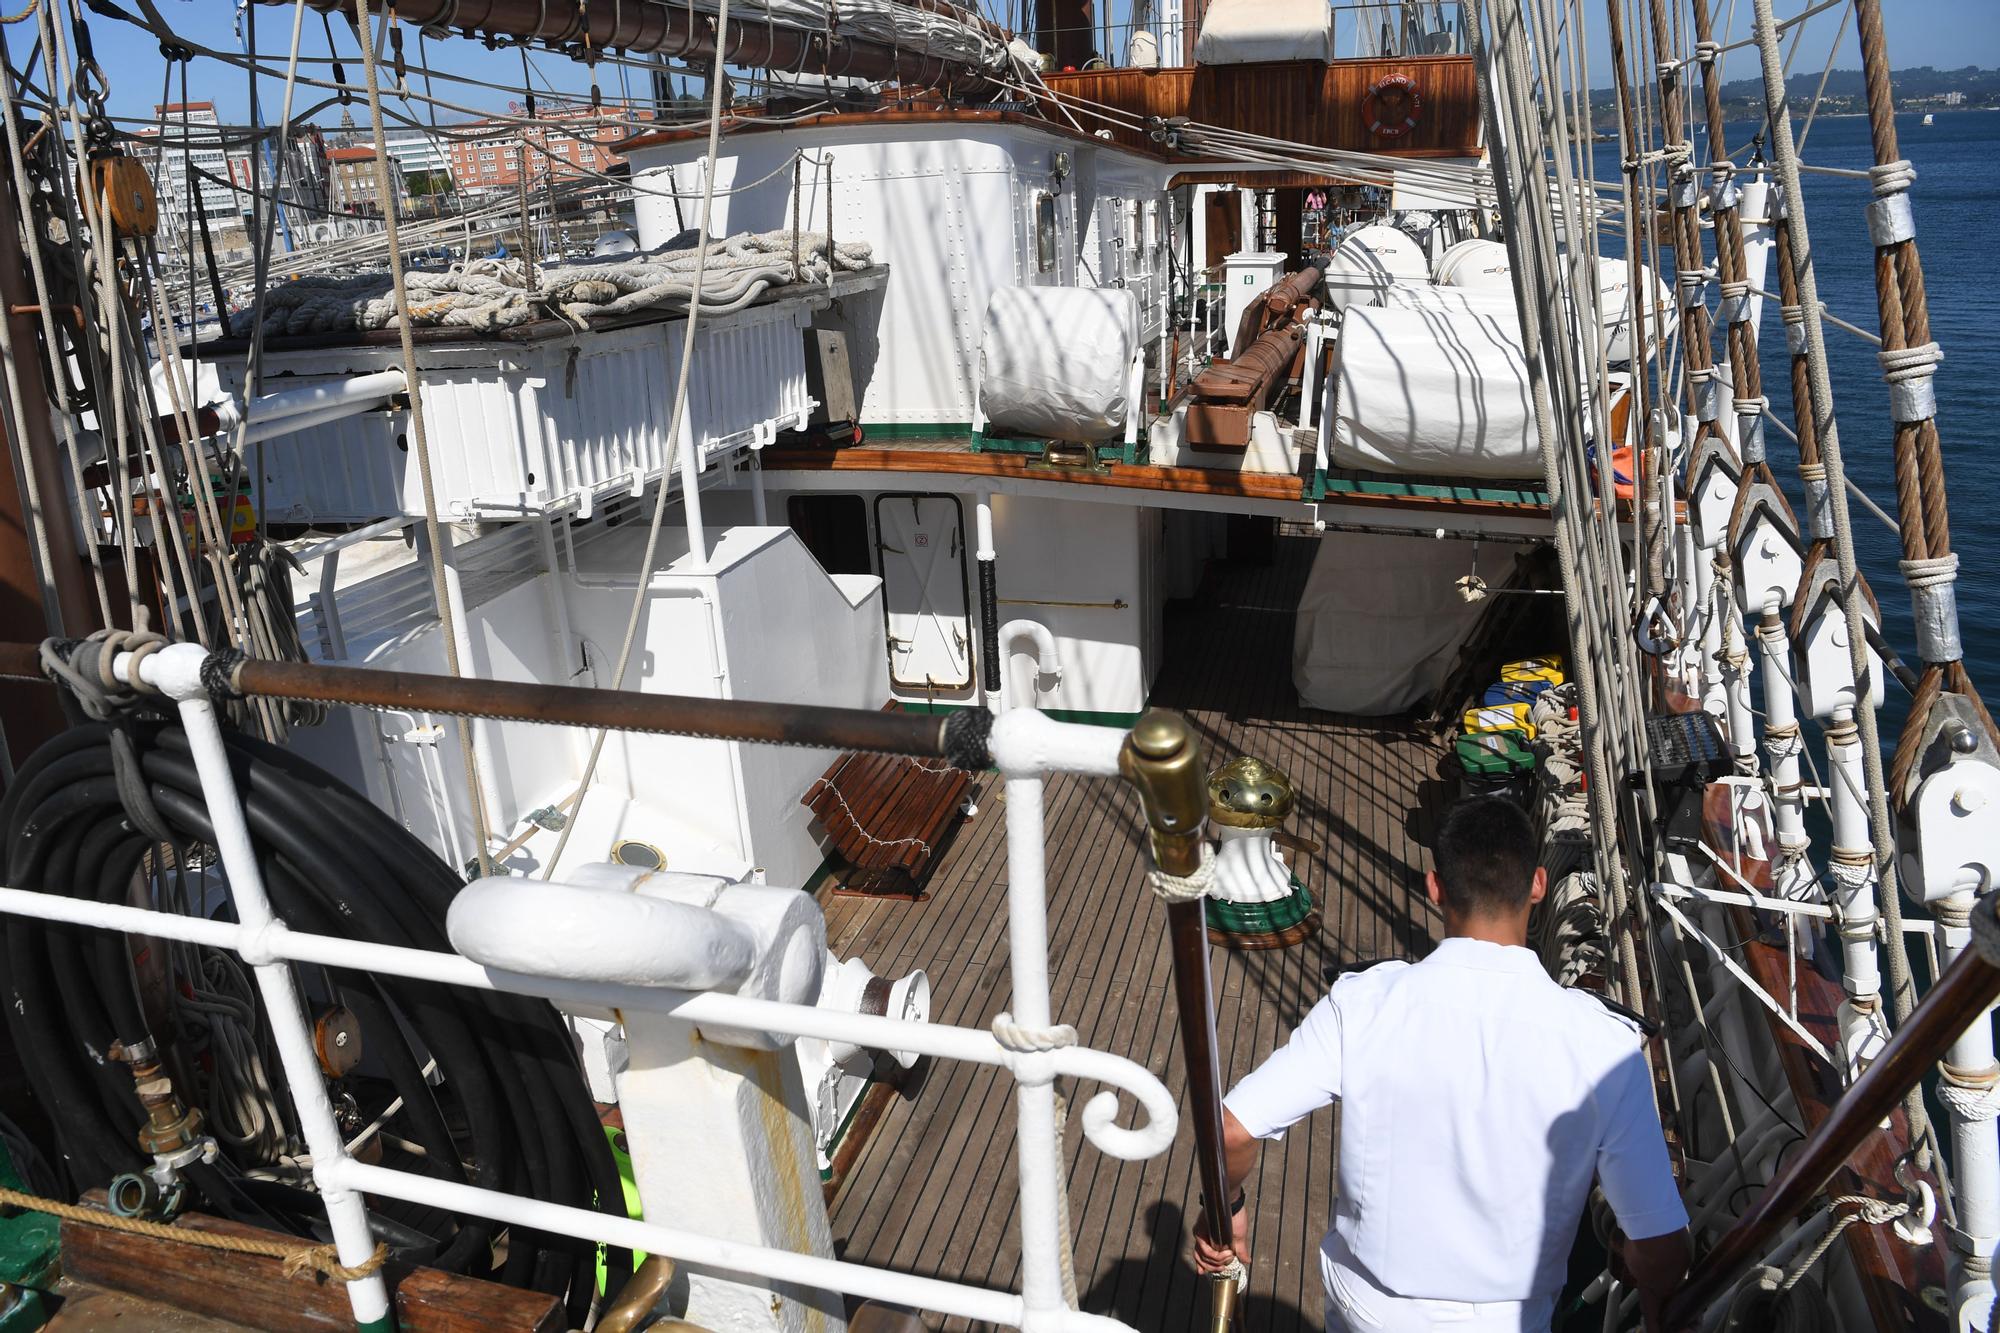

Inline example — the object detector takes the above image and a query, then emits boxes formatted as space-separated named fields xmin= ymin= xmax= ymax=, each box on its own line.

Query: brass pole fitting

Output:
xmin=1118 ymin=709 xmax=1209 ymax=877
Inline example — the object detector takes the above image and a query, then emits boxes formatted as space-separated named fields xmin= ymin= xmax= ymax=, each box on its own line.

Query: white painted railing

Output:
xmin=1 ymin=644 xmax=1177 ymax=1332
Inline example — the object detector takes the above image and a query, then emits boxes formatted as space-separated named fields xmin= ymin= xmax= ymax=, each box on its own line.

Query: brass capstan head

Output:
xmin=1207 ymin=756 xmax=1296 ymax=830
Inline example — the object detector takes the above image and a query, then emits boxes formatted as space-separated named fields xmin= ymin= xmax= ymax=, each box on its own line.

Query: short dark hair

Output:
xmin=1432 ymin=796 xmax=1538 ymax=916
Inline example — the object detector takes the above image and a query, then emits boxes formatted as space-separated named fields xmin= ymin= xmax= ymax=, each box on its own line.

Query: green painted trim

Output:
xmin=0 ymin=1137 xmax=60 ymax=1291
xmin=861 ymin=421 xmax=974 ymax=439
xmin=1318 ymin=472 xmax=1551 ymax=505
xmin=896 ymin=699 xmax=1145 ymax=729
xmin=818 ymin=1075 xmax=882 ymax=1181
xmin=354 ymin=1317 xmax=397 ymax=1333
xmin=1206 ymin=877 xmax=1315 ymax=935
xmin=1045 ymin=706 xmax=1144 ymax=728
xmin=972 ymin=432 xmax=1051 ymax=456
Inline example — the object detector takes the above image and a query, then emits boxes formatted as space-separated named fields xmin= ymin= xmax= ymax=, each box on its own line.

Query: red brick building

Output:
xmin=444 ymin=106 xmax=647 ymax=192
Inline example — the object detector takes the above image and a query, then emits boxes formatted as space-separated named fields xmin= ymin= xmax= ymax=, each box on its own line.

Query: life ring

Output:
xmin=1363 ymin=73 xmax=1423 ymax=140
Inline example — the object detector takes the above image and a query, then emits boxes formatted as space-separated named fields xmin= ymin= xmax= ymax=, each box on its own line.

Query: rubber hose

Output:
xmin=0 ymin=721 xmax=631 ymax=1312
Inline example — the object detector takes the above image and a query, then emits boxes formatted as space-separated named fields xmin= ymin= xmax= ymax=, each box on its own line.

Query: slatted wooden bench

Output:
xmin=805 ymin=705 xmax=972 ymax=898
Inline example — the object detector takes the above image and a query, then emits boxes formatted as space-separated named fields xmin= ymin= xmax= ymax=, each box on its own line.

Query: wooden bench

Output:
xmin=805 ymin=705 xmax=972 ymax=898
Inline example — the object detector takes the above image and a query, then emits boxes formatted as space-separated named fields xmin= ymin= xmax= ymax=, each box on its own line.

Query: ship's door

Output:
xmin=875 ymin=493 xmax=972 ymax=693
xmin=1204 ymin=189 xmax=1242 ymax=268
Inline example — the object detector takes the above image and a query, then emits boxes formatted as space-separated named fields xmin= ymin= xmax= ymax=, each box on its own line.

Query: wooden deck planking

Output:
xmin=818 ymin=533 xmax=1450 ymax=1330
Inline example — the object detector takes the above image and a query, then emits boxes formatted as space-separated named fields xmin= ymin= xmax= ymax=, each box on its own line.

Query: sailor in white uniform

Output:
xmin=1193 ymin=796 xmax=1691 ymax=1331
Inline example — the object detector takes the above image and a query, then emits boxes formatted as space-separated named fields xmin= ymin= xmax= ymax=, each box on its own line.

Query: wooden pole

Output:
xmin=1119 ymin=710 xmax=1236 ymax=1330
xmin=1664 ymin=907 xmax=2000 ymax=1327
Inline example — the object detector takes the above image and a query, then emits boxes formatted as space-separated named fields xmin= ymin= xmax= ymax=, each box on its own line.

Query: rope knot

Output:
xmin=40 ymin=628 xmax=170 ymax=721
xmin=991 ymin=1012 xmax=1077 ymax=1053
xmin=1146 ymin=842 xmax=1216 ymax=905
xmin=1868 ymin=158 xmax=1916 ymax=198
xmin=281 ymin=1241 xmax=391 ymax=1284
xmin=1938 ymin=1062 xmax=2000 ymax=1123
xmin=1898 ymin=553 xmax=1958 ymax=591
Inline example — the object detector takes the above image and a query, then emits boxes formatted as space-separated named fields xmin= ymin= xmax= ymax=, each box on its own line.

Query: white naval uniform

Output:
xmin=1224 ymin=937 xmax=1689 ymax=1332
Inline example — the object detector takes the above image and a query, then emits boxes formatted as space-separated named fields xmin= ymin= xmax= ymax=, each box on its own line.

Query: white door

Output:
xmin=876 ymin=494 xmax=972 ymax=692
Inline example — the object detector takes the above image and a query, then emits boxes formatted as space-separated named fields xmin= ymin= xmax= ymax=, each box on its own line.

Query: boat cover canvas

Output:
xmin=1322 ymin=224 xmax=1430 ymax=310
xmin=978 ymin=286 xmax=1138 ymax=441
xmin=1292 ymin=530 xmax=1510 ymax=715
xmin=1331 ymin=302 xmax=1543 ymax=479
xmin=1424 ymin=244 xmax=1668 ymax=362
xmin=1432 ymin=237 xmax=1514 ymax=288
xmin=1193 ymin=0 xmax=1335 ymax=64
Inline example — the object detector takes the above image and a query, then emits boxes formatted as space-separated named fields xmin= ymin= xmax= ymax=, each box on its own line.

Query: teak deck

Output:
xmin=818 ymin=535 xmax=1451 ymax=1329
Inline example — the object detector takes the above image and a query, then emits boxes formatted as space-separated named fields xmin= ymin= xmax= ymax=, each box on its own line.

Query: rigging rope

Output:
xmin=350 ymin=0 xmax=495 ymax=876
xmin=541 ymin=0 xmax=735 ymax=882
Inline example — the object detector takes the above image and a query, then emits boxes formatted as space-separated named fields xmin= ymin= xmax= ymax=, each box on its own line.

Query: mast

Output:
xmin=0 ymin=115 xmax=94 ymax=766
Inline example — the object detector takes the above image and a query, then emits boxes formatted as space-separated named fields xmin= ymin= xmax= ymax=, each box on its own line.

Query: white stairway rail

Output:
xmin=0 ymin=644 xmax=1176 ymax=1333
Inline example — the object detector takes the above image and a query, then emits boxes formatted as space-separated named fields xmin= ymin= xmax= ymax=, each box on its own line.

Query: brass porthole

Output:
xmin=610 ymin=840 xmax=666 ymax=871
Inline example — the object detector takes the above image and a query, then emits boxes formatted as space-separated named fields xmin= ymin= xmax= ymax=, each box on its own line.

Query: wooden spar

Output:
xmin=1663 ymin=902 xmax=2000 ymax=1328
xmin=1118 ymin=711 xmax=1237 ymax=1331
xmin=0 ymin=641 xmax=979 ymax=761
xmin=261 ymin=0 xmax=1014 ymax=97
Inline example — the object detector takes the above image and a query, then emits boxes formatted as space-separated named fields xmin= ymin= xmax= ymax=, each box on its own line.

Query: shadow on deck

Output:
xmin=817 ymin=532 xmax=1452 ymax=1331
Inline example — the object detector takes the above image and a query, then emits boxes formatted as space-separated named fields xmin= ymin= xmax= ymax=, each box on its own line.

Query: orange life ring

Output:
xmin=1363 ymin=73 xmax=1423 ymax=140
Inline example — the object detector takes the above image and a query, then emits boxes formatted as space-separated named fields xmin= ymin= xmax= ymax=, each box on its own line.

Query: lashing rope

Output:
xmin=0 ymin=1185 xmax=389 ymax=1284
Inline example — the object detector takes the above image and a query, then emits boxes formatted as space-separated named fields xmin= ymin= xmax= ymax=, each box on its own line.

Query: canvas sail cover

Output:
xmin=1331 ymin=302 xmax=1543 ymax=479
xmin=978 ymin=286 xmax=1138 ymax=441
xmin=1193 ymin=0 xmax=1336 ymax=64
xmin=1293 ymin=531 xmax=1510 ymax=715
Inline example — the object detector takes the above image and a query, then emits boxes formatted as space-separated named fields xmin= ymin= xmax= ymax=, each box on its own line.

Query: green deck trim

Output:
xmin=1317 ymin=471 xmax=1551 ymax=505
xmin=969 ymin=430 xmax=1049 ymax=455
xmin=1206 ymin=876 xmax=1315 ymax=935
xmin=861 ymin=421 xmax=973 ymax=439
xmin=966 ymin=430 xmax=1144 ymax=465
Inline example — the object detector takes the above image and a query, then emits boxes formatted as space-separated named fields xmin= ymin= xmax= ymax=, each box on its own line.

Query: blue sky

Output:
xmin=15 ymin=0 xmax=1998 ymax=129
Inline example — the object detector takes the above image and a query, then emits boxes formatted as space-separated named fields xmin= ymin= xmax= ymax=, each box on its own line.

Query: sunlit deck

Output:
xmin=817 ymin=534 xmax=1452 ymax=1329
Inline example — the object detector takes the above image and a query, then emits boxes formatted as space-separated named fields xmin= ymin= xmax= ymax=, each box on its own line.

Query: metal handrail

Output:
xmin=0 ymin=641 xmax=1178 ymax=1331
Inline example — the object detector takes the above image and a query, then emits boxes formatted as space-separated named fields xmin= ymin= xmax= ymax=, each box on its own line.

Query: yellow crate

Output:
xmin=1500 ymin=655 xmax=1566 ymax=686
xmin=1462 ymin=702 xmax=1537 ymax=739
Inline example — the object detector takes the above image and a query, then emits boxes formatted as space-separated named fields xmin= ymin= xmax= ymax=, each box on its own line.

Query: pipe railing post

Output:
xmin=125 ymin=644 xmax=395 ymax=1331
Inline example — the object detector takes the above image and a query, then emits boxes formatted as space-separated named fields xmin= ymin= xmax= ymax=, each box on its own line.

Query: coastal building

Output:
xmin=326 ymin=145 xmax=405 ymax=217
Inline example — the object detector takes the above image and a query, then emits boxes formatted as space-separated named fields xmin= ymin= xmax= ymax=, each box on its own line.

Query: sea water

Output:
xmin=1595 ymin=109 xmax=1999 ymax=719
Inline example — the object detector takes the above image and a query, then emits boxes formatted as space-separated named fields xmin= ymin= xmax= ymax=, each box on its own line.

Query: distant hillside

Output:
xmin=1588 ymin=65 xmax=2000 ymax=130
